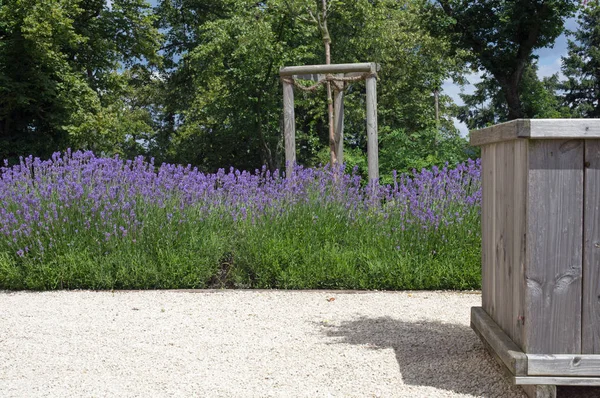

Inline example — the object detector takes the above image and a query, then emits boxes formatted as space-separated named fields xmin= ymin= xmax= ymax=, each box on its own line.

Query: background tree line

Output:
xmin=0 ymin=0 xmax=598 ymax=178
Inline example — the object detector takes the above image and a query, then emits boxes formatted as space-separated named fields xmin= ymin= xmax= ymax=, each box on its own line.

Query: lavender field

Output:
xmin=0 ymin=151 xmax=482 ymax=290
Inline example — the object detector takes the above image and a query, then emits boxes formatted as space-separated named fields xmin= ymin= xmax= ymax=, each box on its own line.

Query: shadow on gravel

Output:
xmin=320 ymin=317 xmax=600 ymax=398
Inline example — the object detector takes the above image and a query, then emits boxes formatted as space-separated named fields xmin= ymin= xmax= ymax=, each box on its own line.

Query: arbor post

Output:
xmin=280 ymin=62 xmax=380 ymax=181
xmin=283 ymin=80 xmax=296 ymax=178
xmin=366 ymin=63 xmax=379 ymax=184
xmin=333 ymin=73 xmax=344 ymax=167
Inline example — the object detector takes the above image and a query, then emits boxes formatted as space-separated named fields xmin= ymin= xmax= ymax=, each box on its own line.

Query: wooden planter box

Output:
xmin=470 ymin=119 xmax=600 ymax=398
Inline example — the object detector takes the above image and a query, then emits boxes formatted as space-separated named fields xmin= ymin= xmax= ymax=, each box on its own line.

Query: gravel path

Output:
xmin=0 ymin=290 xmax=598 ymax=398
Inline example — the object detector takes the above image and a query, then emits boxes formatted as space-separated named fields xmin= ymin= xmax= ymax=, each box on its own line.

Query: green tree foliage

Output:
xmin=1 ymin=0 xmax=476 ymax=174
xmin=458 ymin=62 xmax=570 ymax=130
xmin=431 ymin=0 xmax=577 ymax=121
xmin=561 ymin=0 xmax=600 ymax=117
xmin=154 ymin=0 xmax=470 ymax=174
xmin=0 ymin=0 xmax=161 ymax=162
xmin=154 ymin=0 xmax=310 ymax=171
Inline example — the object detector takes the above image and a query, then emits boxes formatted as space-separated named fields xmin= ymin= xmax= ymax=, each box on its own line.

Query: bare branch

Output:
xmin=307 ymin=7 xmax=319 ymax=24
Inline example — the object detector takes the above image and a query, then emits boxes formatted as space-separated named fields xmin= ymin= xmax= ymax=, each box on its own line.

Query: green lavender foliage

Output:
xmin=0 ymin=152 xmax=481 ymax=290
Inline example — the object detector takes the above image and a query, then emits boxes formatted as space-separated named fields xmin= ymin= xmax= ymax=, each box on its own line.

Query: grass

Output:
xmin=0 ymin=199 xmax=481 ymax=291
xmin=0 ymin=153 xmax=482 ymax=290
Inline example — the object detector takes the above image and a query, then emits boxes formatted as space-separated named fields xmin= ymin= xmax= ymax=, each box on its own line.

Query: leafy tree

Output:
xmin=458 ymin=62 xmax=570 ymax=130
xmin=149 ymin=0 xmax=247 ymax=165
xmin=431 ymin=0 xmax=577 ymax=120
xmin=561 ymin=0 xmax=600 ymax=117
xmin=153 ymin=0 xmax=311 ymax=170
xmin=154 ymin=0 xmax=469 ymax=174
xmin=0 ymin=0 xmax=161 ymax=162
xmin=377 ymin=127 xmax=472 ymax=180
xmin=0 ymin=0 xmax=473 ymax=174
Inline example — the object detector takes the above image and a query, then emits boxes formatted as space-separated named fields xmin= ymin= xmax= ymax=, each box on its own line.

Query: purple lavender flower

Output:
xmin=0 ymin=150 xmax=481 ymax=261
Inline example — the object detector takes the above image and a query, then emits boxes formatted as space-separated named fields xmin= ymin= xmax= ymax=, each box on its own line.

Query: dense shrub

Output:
xmin=0 ymin=151 xmax=481 ymax=290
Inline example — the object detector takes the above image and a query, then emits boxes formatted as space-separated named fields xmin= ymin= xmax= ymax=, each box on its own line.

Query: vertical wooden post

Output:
xmin=526 ymin=139 xmax=583 ymax=354
xmin=366 ymin=63 xmax=379 ymax=184
xmin=583 ymin=140 xmax=600 ymax=354
xmin=334 ymin=74 xmax=344 ymax=168
xmin=283 ymin=80 xmax=296 ymax=178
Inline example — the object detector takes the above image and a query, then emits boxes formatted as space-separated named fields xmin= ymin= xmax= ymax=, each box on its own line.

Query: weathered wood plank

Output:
xmin=520 ymin=384 xmax=557 ymax=398
xmin=292 ymin=73 xmax=325 ymax=81
xmin=280 ymin=63 xmax=376 ymax=76
xmin=494 ymin=141 xmax=511 ymax=336
xmin=471 ymin=119 xmax=600 ymax=147
xmin=345 ymin=72 xmax=367 ymax=78
xmin=470 ymin=120 xmax=529 ymax=146
xmin=283 ymin=81 xmax=296 ymax=178
xmin=583 ymin=139 xmax=600 ymax=354
xmin=333 ymin=75 xmax=344 ymax=166
xmin=525 ymin=139 xmax=584 ymax=354
xmin=481 ymin=144 xmax=496 ymax=319
xmin=472 ymin=323 xmax=519 ymax=381
xmin=471 ymin=306 xmax=528 ymax=376
xmin=527 ymin=354 xmax=600 ymax=376
xmin=528 ymin=119 xmax=600 ymax=139
xmin=512 ymin=139 xmax=528 ymax=350
xmin=515 ymin=376 xmax=600 ymax=386
xmin=366 ymin=73 xmax=378 ymax=184
xmin=495 ymin=139 xmax=527 ymax=348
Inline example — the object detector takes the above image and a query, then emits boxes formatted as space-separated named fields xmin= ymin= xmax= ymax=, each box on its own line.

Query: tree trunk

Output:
xmin=498 ymin=71 xmax=525 ymax=120
xmin=256 ymin=94 xmax=274 ymax=171
xmin=434 ymin=89 xmax=440 ymax=126
xmin=505 ymin=84 xmax=524 ymax=120
xmin=320 ymin=0 xmax=337 ymax=167
xmin=2 ymin=115 xmax=11 ymax=140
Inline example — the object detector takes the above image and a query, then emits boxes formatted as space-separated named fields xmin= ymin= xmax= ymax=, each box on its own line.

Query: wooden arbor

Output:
xmin=279 ymin=62 xmax=380 ymax=183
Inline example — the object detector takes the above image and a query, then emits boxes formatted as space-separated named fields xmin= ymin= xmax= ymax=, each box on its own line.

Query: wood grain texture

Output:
xmin=527 ymin=354 xmax=600 ymax=376
xmin=480 ymin=139 xmax=527 ymax=349
xmin=280 ymin=63 xmax=375 ymax=76
xmin=344 ymin=72 xmax=368 ymax=78
xmin=512 ymin=139 xmax=528 ymax=350
xmin=583 ymin=139 xmax=600 ymax=354
xmin=365 ymin=75 xmax=379 ymax=183
xmin=472 ymin=324 xmax=518 ymax=381
xmin=471 ymin=119 xmax=600 ymax=147
xmin=333 ymin=75 xmax=344 ymax=166
xmin=494 ymin=141 xmax=511 ymax=336
xmin=292 ymin=73 xmax=325 ymax=81
xmin=515 ymin=376 xmax=600 ymax=386
xmin=481 ymin=144 xmax=496 ymax=320
xmin=520 ymin=384 xmax=557 ymax=398
xmin=471 ymin=306 xmax=528 ymax=376
xmin=283 ymin=81 xmax=296 ymax=178
xmin=470 ymin=120 xmax=529 ymax=146
xmin=525 ymin=139 xmax=584 ymax=354
xmin=528 ymin=119 xmax=600 ymax=139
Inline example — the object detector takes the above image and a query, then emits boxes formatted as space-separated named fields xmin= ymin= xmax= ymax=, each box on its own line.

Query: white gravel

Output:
xmin=0 ymin=290 xmax=598 ymax=398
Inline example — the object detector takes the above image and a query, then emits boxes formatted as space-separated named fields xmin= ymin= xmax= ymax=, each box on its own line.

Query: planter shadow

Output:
xmin=320 ymin=316 xmax=600 ymax=398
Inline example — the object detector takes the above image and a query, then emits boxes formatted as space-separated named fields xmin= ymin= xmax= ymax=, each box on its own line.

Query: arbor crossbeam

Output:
xmin=280 ymin=62 xmax=380 ymax=183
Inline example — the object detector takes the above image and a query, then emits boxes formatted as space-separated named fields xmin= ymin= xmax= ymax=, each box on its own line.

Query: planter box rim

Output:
xmin=470 ymin=119 xmax=600 ymax=147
